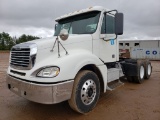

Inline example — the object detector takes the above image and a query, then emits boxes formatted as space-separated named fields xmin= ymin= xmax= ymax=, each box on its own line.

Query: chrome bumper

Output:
xmin=6 ymin=75 xmax=74 ymax=104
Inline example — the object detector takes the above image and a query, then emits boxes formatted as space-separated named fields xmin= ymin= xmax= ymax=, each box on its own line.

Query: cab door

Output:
xmin=99 ymin=13 xmax=119 ymax=63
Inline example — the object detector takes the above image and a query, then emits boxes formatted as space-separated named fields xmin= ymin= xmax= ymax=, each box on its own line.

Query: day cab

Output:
xmin=6 ymin=6 xmax=152 ymax=114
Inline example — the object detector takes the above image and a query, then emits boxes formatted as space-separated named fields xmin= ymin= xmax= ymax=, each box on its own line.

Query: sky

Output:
xmin=0 ymin=0 xmax=160 ymax=40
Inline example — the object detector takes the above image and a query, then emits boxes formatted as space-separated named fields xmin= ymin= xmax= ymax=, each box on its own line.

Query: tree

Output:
xmin=0 ymin=32 xmax=40 ymax=50
xmin=0 ymin=32 xmax=13 ymax=50
xmin=16 ymin=34 xmax=40 ymax=44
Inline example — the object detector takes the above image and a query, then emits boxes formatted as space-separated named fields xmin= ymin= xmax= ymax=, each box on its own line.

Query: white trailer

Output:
xmin=119 ymin=40 xmax=160 ymax=60
xmin=6 ymin=6 xmax=152 ymax=114
xmin=130 ymin=48 xmax=160 ymax=60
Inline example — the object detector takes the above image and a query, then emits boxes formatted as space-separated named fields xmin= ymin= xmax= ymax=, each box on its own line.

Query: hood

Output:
xmin=27 ymin=34 xmax=92 ymax=50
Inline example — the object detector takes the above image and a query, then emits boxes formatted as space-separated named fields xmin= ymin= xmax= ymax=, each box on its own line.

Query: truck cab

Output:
xmin=6 ymin=6 xmax=152 ymax=114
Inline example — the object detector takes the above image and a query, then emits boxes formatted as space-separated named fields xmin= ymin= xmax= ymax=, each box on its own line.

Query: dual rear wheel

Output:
xmin=144 ymin=60 xmax=152 ymax=79
xmin=127 ymin=60 xmax=152 ymax=83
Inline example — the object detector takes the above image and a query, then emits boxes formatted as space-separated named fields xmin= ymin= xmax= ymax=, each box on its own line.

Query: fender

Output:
xmin=59 ymin=49 xmax=109 ymax=92
xmin=55 ymin=49 xmax=108 ymax=92
xmin=45 ymin=49 xmax=105 ymax=82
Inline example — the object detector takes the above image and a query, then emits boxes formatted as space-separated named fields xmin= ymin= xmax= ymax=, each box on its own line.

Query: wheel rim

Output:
xmin=147 ymin=64 xmax=151 ymax=75
xmin=81 ymin=79 xmax=96 ymax=105
xmin=140 ymin=66 xmax=145 ymax=79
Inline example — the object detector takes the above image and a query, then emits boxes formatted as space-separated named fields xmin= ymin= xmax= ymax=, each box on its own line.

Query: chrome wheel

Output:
xmin=81 ymin=79 xmax=96 ymax=105
xmin=68 ymin=70 xmax=100 ymax=113
xmin=140 ymin=66 xmax=145 ymax=79
xmin=144 ymin=61 xmax=152 ymax=80
xmin=147 ymin=64 xmax=151 ymax=76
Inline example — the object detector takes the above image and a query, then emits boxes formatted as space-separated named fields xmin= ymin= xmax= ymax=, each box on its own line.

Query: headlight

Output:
xmin=30 ymin=45 xmax=37 ymax=56
xmin=37 ymin=67 xmax=60 ymax=78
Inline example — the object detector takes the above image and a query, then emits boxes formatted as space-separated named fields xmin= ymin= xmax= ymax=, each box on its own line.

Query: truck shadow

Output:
xmin=24 ymin=101 xmax=81 ymax=119
xmin=6 ymin=93 xmax=117 ymax=120
xmin=6 ymin=99 xmax=82 ymax=120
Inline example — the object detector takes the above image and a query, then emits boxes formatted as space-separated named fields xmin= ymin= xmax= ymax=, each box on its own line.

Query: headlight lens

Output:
xmin=37 ymin=67 xmax=60 ymax=77
xmin=30 ymin=45 xmax=37 ymax=56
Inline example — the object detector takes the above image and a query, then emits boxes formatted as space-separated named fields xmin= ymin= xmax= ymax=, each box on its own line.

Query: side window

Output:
xmin=101 ymin=14 xmax=115 ymax=34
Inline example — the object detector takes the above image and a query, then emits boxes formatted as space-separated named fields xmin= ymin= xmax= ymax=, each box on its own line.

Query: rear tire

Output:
xmin=126 ymin=76 xmax=134 ymax=82
xmin=68 ymin=70 xmax=100 ymax=114
xmin=134 ymin=61 xmax=145 ymax=84
xmin=144 ymin=60 xmax=152 ymax=79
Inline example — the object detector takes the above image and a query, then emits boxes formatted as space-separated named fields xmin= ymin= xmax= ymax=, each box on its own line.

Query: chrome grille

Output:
xmin=10 ymin=48 xmax=30 ymax=68
xmin=10 ymin=43 xmax=37 ymax=70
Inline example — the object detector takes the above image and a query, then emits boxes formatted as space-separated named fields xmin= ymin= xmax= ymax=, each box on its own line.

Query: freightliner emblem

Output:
xmin=15 ymin=47 xmax=21 ymax=50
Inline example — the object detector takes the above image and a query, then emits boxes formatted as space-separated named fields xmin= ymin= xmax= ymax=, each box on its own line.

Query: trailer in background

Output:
xmin=119 ymin=40 xmax=160 ymax=60
xmin=131 ymin=48 xmax=160 ymax=60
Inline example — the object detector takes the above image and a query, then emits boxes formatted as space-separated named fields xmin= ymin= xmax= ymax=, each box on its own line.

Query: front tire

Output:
xmin=68 ymin=70 xmax=100 ymax=114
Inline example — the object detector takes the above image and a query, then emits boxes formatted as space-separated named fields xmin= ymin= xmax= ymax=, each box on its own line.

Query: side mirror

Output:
xmin=55 ymin=24 xmax=58 ymax=31
xmin=59 ymin=29 xmax=69 ymax=41
xmin=115 ymin=13 xmax=123 ymax=35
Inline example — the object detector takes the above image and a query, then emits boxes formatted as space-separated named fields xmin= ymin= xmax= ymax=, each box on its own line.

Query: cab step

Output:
xmin=107 ymin=80 xmax=124 ymax=90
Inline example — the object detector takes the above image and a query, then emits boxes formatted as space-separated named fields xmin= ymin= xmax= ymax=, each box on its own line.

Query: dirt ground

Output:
xmin=0 ymin=52 xmax=160 ymax=120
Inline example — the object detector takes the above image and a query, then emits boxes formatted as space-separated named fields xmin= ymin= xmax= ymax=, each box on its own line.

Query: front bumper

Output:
xmin=6 ymin=75 xmax=74 ymax=104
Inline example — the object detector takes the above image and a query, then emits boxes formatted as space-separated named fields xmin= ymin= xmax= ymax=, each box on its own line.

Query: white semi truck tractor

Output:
xmin=6 ymin=6 xmax=152 ymax=113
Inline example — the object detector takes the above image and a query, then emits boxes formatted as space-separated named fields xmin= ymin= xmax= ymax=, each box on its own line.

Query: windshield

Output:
xmin=54 ymin=11 xmax=101 ymax=36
